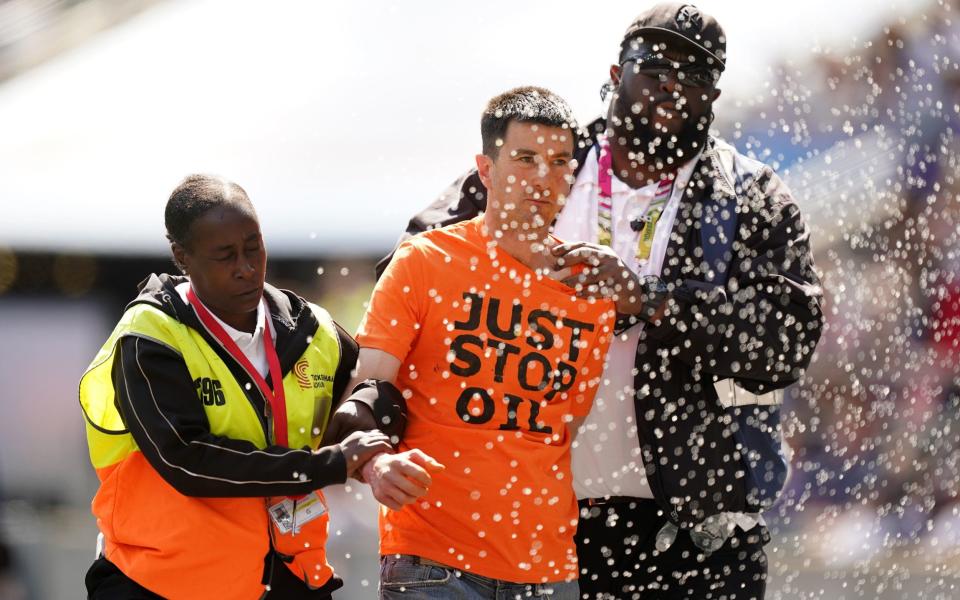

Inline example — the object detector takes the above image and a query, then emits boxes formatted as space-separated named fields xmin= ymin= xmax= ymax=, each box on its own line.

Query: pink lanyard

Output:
xmin=596 ymin=136 xmax=674 ymax=258
xmin=597 ymin=135 xmax=615 ymax=200
xmin=187 ymin=287 xmax=289 ymax=447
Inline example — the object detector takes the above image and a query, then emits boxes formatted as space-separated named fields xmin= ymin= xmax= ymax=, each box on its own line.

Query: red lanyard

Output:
xmin=186 ymin=287 xmax=289 ymax=447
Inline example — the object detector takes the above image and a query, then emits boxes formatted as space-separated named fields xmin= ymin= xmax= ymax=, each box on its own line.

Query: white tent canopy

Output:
xmin=0 ymin=0 xmax=912 ymax=256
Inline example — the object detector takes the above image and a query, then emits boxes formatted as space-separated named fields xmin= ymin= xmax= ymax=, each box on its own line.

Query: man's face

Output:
xmin=608 ymin=36 xmax=721 ymax=161
xmin=476 ymin=121 xmax=575 ymax=235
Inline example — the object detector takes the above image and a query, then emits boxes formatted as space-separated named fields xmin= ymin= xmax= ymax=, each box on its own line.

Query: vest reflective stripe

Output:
xmin=79 ymin=300 xmax=341 ymax=597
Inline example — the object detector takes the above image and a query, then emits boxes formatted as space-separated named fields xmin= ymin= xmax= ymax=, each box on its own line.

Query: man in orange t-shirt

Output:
xmin=352 ymin=87 xmax=614 ymax=599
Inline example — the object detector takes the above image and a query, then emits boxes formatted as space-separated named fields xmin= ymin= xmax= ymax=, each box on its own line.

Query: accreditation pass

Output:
xmin=269 ymin=491 xmax=327 ymax=535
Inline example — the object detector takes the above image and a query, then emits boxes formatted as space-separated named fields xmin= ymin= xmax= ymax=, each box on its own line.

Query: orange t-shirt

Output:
xmin=357 ymin=217 xmax=614 ymax=584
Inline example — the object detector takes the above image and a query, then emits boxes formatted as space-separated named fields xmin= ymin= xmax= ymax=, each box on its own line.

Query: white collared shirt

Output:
xmin=555 ymin=145 xmax=699 ymax=500
xmin=176 ymin=282 xmax=275 ymax=377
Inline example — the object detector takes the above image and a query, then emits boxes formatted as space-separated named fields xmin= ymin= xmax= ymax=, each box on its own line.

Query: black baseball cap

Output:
xmin=620 ymin=3 xmax=726 ymax=71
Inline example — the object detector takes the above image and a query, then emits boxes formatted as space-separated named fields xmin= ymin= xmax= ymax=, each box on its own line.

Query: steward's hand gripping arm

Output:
xmin=319 ymin=321 xmax=407 ymax=446
xmin=320 ymin=379 xmax=407 ymax=447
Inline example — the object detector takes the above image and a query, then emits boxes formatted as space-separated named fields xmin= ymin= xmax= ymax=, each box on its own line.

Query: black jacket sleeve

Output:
xmin=321 ymin=322 xmax=408 ymax=445
xmin=340 ymin=379 xmax=407 ymax=440
xmin=113 ymin=335 xmax=347 ymax=498
xmin=645 ymin=168 xmax=824 ymax=392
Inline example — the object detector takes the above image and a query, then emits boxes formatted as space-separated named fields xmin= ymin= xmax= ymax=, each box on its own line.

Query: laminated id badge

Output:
xmin=269 ymin=491 xmax=327 ymax=535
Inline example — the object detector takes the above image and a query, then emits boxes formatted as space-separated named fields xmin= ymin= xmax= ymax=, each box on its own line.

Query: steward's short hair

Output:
xmin=164 ymin=174 xmax=256 ymax=247
xmin=480 ymin=86 xmax=578 ymax=158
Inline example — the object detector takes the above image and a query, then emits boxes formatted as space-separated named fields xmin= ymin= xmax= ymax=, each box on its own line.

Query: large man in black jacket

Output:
xmin=376 ymin=4 xmax=823 ymax=598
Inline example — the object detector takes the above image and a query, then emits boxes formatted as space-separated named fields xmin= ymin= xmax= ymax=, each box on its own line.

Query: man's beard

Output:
xmin=610 ymin=108 xmax=712 ymax=171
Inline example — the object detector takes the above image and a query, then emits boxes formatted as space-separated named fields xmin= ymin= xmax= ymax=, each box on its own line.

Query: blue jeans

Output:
xmin=379 ymin=555 xmax=579 ymax=600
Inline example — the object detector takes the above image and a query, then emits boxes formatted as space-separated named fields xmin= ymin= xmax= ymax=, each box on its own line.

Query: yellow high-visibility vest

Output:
xmin=79 ymin=298 xmax=342 ymax=598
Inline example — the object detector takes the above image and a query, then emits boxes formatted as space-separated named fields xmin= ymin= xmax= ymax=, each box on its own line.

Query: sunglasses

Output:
xmin=622 ymin=53 xmax=719 ymax=88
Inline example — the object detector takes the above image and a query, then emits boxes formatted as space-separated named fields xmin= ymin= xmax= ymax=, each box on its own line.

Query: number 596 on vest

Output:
xmin=194 ymin=377 xmax=225 ymax=406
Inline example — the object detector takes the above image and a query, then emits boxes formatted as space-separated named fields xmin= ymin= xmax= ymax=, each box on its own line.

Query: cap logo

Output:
xmin=676 ymin=5 xmax=703 ymax=31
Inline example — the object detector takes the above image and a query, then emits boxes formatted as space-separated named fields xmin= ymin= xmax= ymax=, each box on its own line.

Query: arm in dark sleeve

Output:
xmin=645 ymin=170 xmax=824 ymax=391
xmin=337 ymin=379 xmax=407 ymax=440
xmin=321 ymin=323 xmax=407 ymax=444
xmin=114 ymin=335 xmax=347 ymax=498
xmin=374 ymin=170 xmax=486 ymax=279
xmin=323 ymin=325 xmax=407 ymax=444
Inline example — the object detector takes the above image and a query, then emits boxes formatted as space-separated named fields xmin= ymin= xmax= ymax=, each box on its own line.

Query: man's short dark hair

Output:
xmin=164 ymin=174 xmax=255 ymax=247
xmin=481 ymin=86 xmax=578 ymax=158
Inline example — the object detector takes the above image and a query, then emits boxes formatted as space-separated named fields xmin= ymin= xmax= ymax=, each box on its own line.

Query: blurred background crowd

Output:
xmin=1 ymin=0 xmax=958 ymax=598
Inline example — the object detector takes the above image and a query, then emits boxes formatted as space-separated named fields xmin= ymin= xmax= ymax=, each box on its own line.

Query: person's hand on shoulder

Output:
xmin=552 ymin=241 xmax=643 ymax=314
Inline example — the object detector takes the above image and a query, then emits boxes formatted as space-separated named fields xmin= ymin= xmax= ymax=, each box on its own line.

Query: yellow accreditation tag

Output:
xmin=598 ymin=227 xmax=612 ymax=247
xmin=598 ymin=200 xmax=614 ymax=247
xmin=635 ymin=206 xmax=663 ymax=261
